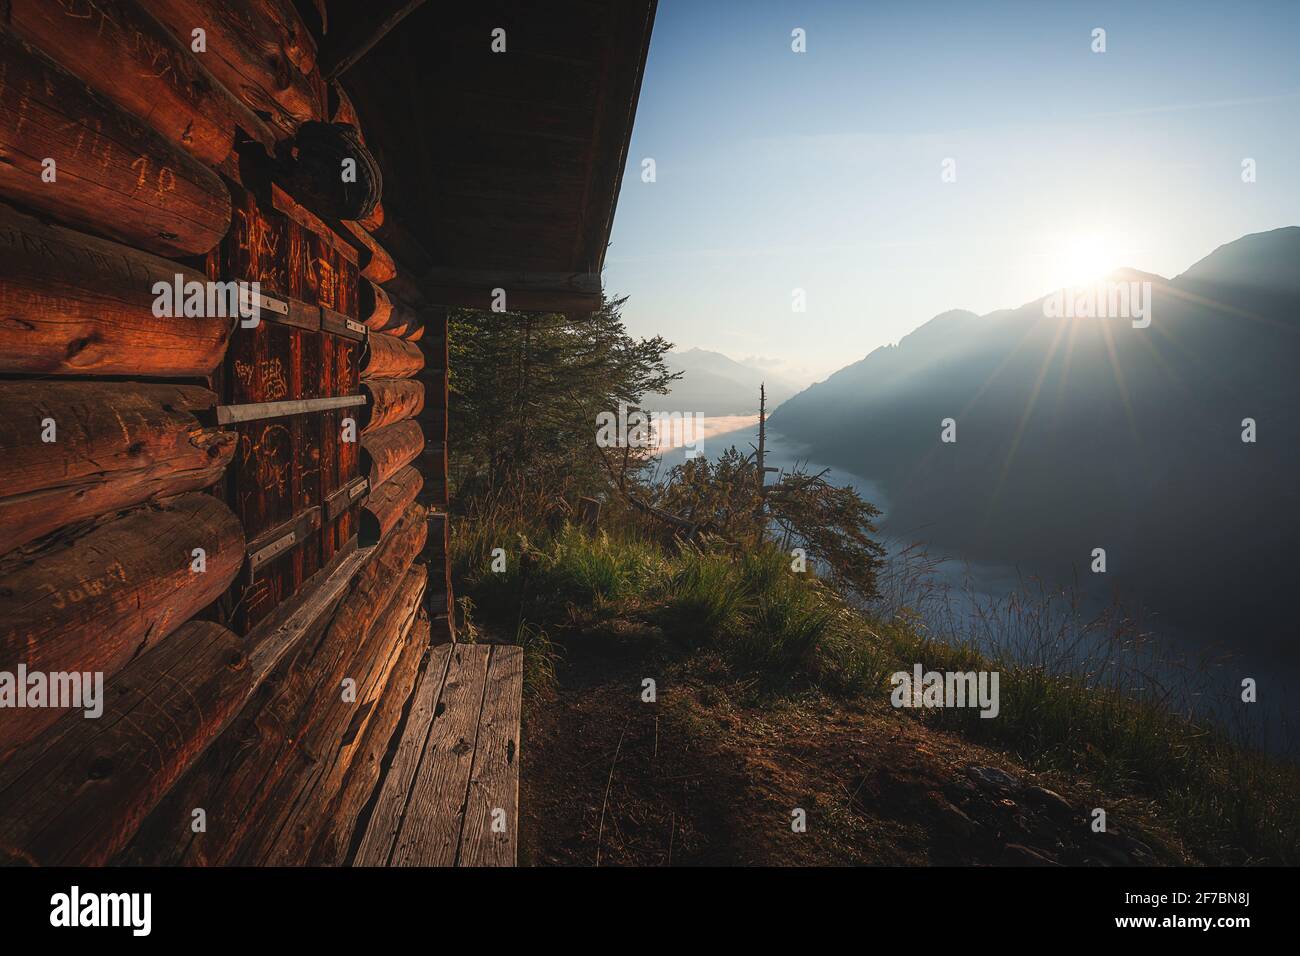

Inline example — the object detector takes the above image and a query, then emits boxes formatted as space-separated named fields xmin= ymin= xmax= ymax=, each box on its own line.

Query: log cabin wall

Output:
xmin=0 ymin=0 xmax=444 ymax=863
xmin=0 ymin=0 xmax=654 ymax=866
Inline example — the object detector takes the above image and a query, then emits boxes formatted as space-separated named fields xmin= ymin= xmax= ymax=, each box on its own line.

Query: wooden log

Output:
xmin=0 ymin=493 xmax=244 ymax=758
xmin=398 ymin=312 xmax=425 ymax=342
xmin=3 ymin=0 xmax=273 ymax=164
xmin=144 ymin=0 xmax=325 ymax=137
xmin=0 ymin=382 xmax=235 ymax=556
xmin=342 ymin=220 xmax=397 ymax=283
xmin=0 ymin=32 xmax=232 ymax=257
xmin=359 ymin=201 xmax=385 ymax=233
xmin=310 ymin=615 xmax=433 ymax=864
xmin=361 ymin=420 xmax=424 ymax=492
xmin=360 ymin=284 xmax=423 ymax=340
xmin=256 ymin=564 xmax=426 ymax=865
xmin=0 ymin=619 xmax=245 ymax=867
xmin=0 ymin=205 xmax=235 ymax=377
xmin=360 ymin=465 xmax=423 ymax=546
xmin=12 ymin=541 xmax=370 ymax=868
xmin=119 ymin=500 xmax=427 ymax=865
xmin=362 ymin=332 xmax=423 ymax=380
xmin=360 ymin=279 xmax=394 ymax=330
xmin=361 ymin=378 xmax=424 ymax=433
xmin=383 ymin=303 xmax=424 ymax=341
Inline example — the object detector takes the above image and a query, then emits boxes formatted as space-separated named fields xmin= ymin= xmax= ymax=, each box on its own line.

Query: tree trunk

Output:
xmin=0 ymin=381 xmax=235 ymax=556
xmin=0 ymin=204 xmax=236 ymax=377
xmin=0 ymin=32 xmax=232 ymax=257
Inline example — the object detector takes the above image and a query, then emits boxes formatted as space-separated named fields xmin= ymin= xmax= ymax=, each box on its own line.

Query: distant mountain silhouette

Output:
xmin=769 ymin=227 xmax=1300 ymax=656
xmin=653 ymin=348 xmax=800 ymax=416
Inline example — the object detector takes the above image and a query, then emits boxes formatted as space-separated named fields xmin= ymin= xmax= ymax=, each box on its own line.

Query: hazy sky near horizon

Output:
xmin=602 ymin=0 xmax=1300 ymax=384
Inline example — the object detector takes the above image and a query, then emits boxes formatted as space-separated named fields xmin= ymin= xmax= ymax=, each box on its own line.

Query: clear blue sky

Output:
xmin=603 ymin=0 xmax=1300 ymax=384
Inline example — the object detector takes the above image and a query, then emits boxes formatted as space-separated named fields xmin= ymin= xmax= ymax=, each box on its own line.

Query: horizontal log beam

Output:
xmin=362 ymin=332 xmax=424 ymax=379
xmin=0 ymin=204 xmax=236 ymax=377
xmin=0 ymin=542 xmax=377 ymax=867
xmin=119 ymin=501 xmax=428 ymax=865
xmin=0 ymin=382 xmax=235 ymax=556
xmin=361 ymin=420 xmax=424 ymax=491
xmin=257 ymin=565 xmax=427 ymax=864
xmin=343 ymin=221 xmax=398 ymax=284
xmin=0 ymin=32 xmax=232 ymax=257
xmin=360 ymin=465 xmax=423 ymax=546
xmin=3 ymin=0 xmax=276 ymax=163
xmin=361 ymin=379 xmax=424 ymax=433
xmin=145 ymin=0 xmax=325 ymax=137
xmin=309 ymin=612 xmax=431 ymax=864
xmin=0 ymin=493 xmax=244 ymax=758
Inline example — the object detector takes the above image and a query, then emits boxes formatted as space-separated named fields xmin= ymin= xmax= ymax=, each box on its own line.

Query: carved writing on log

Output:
xmin=40 ymin=561 xmax=130 ymax=611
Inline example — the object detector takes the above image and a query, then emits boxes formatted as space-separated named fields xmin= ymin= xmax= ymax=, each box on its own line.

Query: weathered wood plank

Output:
xmin=0 ymin=382 xmax=234 ymax=556
xmin=457 ymin=646 xmax=523 ymax=866
xmin=0 ymin=493 xmax=244 ymax=758
xmin=216 ymin=394 xmax=365 ymax=424
xmin=385 ymin=644 xmax=491 ymax=866
xmin=0 ymin=32 xmax=232 ymax=257
xmin=0 ymin=204 xmax=235 ymax=377
xmin=349 ymin=641 xmax=456 ymax=866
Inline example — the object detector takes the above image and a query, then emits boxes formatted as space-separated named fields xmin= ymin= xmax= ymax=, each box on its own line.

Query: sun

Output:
xmin=1051 ymin=232 xmax=1126 ymax=288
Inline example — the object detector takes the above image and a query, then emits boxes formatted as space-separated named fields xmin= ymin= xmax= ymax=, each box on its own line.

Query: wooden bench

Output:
xmin=353 ymin=643 xmax=522 ymax=866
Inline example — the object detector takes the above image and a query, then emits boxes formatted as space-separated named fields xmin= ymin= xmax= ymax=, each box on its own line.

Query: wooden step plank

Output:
xmin=385 ymin=645 xmax=491 ymax=866
xmin=457 ymin=646 xmax=523 ymax=867
xmin=351 ymin=643 xmax=454 ymax=865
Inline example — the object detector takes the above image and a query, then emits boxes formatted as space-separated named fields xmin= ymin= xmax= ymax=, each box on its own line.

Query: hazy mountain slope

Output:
xmin=652 ymin=348 xmax=799 ymax=416
xmin=769 ymin=227 xmax=1300 ymax=651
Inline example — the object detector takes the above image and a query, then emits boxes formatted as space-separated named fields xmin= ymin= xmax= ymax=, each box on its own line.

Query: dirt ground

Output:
xmin=517 ymin=622 xmax=1194 ymax=867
